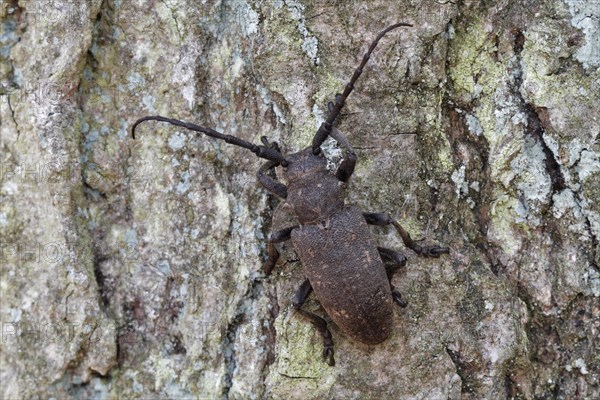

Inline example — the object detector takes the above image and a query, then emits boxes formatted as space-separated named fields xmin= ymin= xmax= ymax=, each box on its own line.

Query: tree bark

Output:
xmin=1 ymin=0 xmax=598 ymax=399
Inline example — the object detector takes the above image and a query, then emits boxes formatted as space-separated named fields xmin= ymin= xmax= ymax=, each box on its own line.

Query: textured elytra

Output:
xmin=291 ymin=205 xmax=394 ymax=344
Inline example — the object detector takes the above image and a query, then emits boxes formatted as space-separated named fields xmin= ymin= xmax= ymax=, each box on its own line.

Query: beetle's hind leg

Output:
xmin=293 ymin=279 xmax=335 ymax=366
xmin=364 ymin=213 xmax=450 ymax=257
xmin=378 ymin=247 xmax=408 ymax=308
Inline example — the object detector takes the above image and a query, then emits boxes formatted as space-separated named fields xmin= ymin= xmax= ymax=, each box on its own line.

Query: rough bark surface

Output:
xmin=1 ymin=0 xmax=598 ymax=399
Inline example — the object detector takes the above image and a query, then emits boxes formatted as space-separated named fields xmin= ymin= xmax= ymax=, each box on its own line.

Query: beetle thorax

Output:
xmin=282 ymin=148 xmax=346 ymax=224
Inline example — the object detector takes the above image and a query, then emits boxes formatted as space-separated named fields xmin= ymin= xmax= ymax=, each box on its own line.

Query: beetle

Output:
xmin=132 ymin=23 xmax=449 ymax=366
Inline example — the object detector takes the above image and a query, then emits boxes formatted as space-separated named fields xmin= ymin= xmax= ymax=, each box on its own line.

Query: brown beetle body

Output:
xmin=283 ymin=148 xmax=393 ymax=344
xmin=132 ymin=23 xmax=449 ymax=366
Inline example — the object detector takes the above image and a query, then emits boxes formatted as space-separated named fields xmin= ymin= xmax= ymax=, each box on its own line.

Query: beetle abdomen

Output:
xmin=291 ymin=205 xmax=394 ymax=344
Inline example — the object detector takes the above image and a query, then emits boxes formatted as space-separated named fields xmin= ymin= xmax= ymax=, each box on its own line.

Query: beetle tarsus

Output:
xmin=391 ymin=288 xmax=408 ymax=308
xmin=414 ymin=244 xmax=450 ymax=258
xmin=323 ymin=344 xmax=335 ymax=366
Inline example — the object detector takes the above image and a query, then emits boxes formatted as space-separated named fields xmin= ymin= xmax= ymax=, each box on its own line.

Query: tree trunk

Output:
xmin=1 ymin=0 xmax=598 ymax=398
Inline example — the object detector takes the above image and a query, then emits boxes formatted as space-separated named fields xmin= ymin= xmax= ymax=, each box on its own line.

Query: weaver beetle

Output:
xmin=132 ymin=23 xmax=449 ymax=366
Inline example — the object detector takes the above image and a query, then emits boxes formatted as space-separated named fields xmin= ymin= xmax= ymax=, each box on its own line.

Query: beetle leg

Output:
xmin=264 ymin=243 xmax=279 ymax=276
xmin=264 ymin=226 xmax=297 ymax=275
xmin=377 ymin=247 xmax=408 ymax=308
xmin=330 ymin=126 xmax=357 ymax=182
xmin=257 ymin=160 xmax=287 ymax=199
xmin=323 ymin=101 xmax=357 ymax=182
xmin=390 ymin=288 xmax=407 ymax=308
xmin=363 ymin=212 xmax=450 ymax=257
xmin=377 ymin=247 xmax=407 ymax=278
xmin=270 ymin=226 xmax=296 ymax=243
xmin=293 ymin=279 xmax=335 ymax=366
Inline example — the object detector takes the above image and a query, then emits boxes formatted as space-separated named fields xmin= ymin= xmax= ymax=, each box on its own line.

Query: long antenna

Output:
xmin=131 ymin=115 xmax=287 ymax=165
xmin=312 ymin=22 xmax=412 ymax=154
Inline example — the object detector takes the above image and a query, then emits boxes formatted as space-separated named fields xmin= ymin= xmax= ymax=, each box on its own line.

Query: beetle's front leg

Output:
xmin=364 ymin=212 xmax=449 ymax=257
xmin=264 ymin=226 xmax=297 ymax=275
xmin=330 ymin=126 xmax=357 ymax=182
xmin=377 ymin=247 xmax=408 ymax=308
xmin=293 ymin=279 xmax=335 ymax=366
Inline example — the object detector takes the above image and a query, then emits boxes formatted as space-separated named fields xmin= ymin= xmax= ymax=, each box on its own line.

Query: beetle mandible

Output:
xmin=132 ymin=23 xmax=449 ymax=366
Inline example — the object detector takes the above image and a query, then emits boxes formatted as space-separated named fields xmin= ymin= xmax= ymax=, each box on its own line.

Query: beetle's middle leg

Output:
xmin=264 ymin=226 xmax=297 ymax=275
xmin=364 ymin=212 xmax=450 ymax=257
xmin=293 ymin=279 xmax=335 ymax=366
xmin=378 ymin=247 xmax=408 ymax=308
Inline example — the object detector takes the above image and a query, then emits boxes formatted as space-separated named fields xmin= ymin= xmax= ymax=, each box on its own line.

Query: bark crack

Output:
xmin=6 ymin=95 xmax=22 ymax=142
xmin=511 ymin=31 xmax=566 ymax=197
xmin=566 ymin=149 xmax=599 ymax=266
xmin=511 ymin=31 xmax=597 ymax=268
xmin=442 ymin=16 xmax=498 ymax=273
xmin=221 ymin=276 xmax=270 ymax=399
xmin=446 ymin=347 xmax=478 ymax=394
xmin=2 ymin=1 xmax=23 ymax=144
xmin=523 ymin=106 xmax=566 ymax=193
xmin=81 ymin=0 xmax=113 ymax=309
xmin=221 ymin=312 xmax=241 ymax=399
xmin=159 ymin=0 xmax=184 ymax=42
xmin=278 ymin=372 xmax=318 ymax=379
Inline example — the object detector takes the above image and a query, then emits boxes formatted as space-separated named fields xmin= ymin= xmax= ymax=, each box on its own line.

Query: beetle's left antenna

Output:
xmin=132 ymin=115 xmax=288 ymax=165
xmin=312 ymin=22 xmax=413 ymax=154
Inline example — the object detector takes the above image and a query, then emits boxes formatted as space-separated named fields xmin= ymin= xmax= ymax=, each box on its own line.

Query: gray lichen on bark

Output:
xmin=0 ymin=0 xmax=598 ymax=399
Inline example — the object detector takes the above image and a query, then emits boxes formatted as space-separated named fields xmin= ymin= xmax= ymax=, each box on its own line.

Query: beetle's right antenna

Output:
xmin=132 ymin=115 xmax=288 ymax=165
xmin=311 ymin=22 xmax=413 ymax=154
